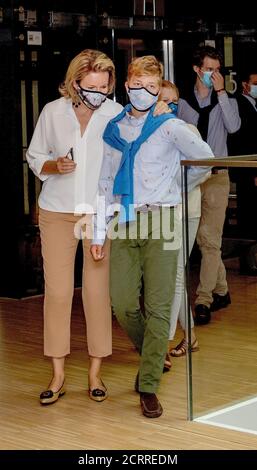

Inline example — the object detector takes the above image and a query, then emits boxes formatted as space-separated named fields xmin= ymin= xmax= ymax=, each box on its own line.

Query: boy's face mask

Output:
xmin=127 ymin=87 xmax=159 ymax=112
xmin=168 ymin=102 xmax=178 ymax=115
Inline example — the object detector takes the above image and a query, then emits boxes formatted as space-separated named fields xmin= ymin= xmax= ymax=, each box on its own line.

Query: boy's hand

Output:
xmin=90 ymin=244 xmax=105 ymax=261
xmin=154 ymin=100 xmax=171 ymax=116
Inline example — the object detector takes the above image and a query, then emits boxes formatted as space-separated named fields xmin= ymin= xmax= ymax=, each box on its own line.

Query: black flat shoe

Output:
xmin=88 ymin=380 xmax=108 ymax=402
xmin=40 ymin=382 xmax=65 ymax=405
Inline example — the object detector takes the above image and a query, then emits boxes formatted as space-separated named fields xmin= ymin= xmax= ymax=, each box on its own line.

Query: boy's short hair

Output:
xmin=127 ymin=55 xmax=163 ymax=85
xmin=161 ymin=80 xmax=179 ymax=99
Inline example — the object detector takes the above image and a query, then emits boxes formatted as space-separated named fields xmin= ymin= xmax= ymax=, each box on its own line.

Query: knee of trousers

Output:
xmin=197 ymin=230 xmax=223 ymax=250
xmin=110 ymin=284 xmax=140 ymax=316
xmin=45 ymin=281 xmax=74 ymax=300
xmin=45 ymin=288 xmax=73 ymax=308
xmin=111 ymin=295 xmax=140 ymax=321
xmin=197 ymin=239 xmax=222 ymax=252
xmin=144 ymin=305 xmax=171 ymax=325
xmin=111 ymin=298 xmax=140 ymax=322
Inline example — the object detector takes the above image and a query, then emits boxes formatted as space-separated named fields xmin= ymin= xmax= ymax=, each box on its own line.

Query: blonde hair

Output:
xmin=161 ymin=80 xmax=179 ymax=99
xmin=127 ymin=55 xmax=163 ymax=85
xmin=59 ymin=49 xmax=116 ymax=102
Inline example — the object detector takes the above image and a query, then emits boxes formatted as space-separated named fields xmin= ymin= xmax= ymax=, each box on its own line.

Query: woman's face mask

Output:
xmin=200 ymin=71 xmax=213 ymax=89
xmin=77 ymin=84 xmax=107 ymax=110
xmin=249 ymin=84 xmax=257 ymax=99
xmin=127 ymin=87 xmax=159 ymax=112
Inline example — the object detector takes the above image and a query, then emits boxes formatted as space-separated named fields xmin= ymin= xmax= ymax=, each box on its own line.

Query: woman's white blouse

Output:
xmin=26 ymin=97 xmax=123 ymax=214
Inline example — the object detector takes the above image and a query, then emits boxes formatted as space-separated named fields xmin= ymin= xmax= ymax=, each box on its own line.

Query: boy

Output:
xmin=91 ymin=56 xmax=213 ymax=418
xmin=159 ymin=79 xmax=179 ymax=114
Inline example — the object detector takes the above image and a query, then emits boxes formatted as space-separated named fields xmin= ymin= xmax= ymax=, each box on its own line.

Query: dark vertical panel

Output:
xmin=0 ymin=7 xmax=24 ymax=296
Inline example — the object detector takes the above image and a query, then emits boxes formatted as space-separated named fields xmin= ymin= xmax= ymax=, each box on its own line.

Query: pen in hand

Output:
xmin=57 ymin=147 xmax=76 ymax=174
xmin=66 ymin=147 xmax=74 ymax=160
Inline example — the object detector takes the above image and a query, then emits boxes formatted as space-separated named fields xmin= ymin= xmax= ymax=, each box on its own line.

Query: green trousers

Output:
xmin=110 ymin=208 xmax=179 ymax=393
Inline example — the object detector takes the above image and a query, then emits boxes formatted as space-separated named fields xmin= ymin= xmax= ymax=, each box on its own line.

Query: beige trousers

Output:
xmin=39 ymin=208 xmax=112 ymax=358
xmin=196 ymin=172 xmax=230 ymax=307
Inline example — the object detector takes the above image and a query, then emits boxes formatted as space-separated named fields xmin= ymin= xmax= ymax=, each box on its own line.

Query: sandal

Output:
xmin=169 ymin=338 xmax=199 ymax=357
xmin=163 ymin=353 xmax=172 ymax=373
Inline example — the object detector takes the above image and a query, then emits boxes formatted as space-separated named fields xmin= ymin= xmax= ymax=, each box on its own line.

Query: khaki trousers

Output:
xmin=196 ymin=172 xmax=230 ymax=307
xmin=110 ymin=209 xmax=179 ymax=393
xmin=39 ymin=208 xmax=112 ymax=358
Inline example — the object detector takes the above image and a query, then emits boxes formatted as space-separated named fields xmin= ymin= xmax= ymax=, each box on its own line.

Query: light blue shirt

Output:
xmin=178 ymin=89 xmax=241 ymax=156
xmin=93 ymin=111 xmax=214 ymax=244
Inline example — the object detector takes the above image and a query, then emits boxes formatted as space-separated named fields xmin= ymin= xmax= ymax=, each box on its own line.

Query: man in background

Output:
xmin=178 ymin=45 xmax=241 ymax=324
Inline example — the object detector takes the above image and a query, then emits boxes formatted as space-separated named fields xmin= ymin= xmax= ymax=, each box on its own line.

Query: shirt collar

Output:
xmin=124 ymin=110 xmax=149 ymax=127
xmin=194 ymin=85 xmax=212 ymax=101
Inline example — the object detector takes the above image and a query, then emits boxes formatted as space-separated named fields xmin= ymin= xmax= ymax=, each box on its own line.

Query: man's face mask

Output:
xmin=127 ymin=87 xmax=159 ymax=112
xmin=249 ymin=84 xmax=257 ymax=99
xmin=77 ymin=84 xmax=107 ymax=110
xmin=200 ymin=71 xmax=213 ymax=89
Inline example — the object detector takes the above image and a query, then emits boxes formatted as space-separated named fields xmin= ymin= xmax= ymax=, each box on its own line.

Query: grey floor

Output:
xmin=195 ymin=396 xmax=257 ymax=436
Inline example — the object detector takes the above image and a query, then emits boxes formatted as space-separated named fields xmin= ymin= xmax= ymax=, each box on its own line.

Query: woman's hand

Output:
xmin=90 ymin=244 xmax=105 ymax=261
xmin=154 ymin=100 xmax=171 ymax=116
xmin=56 ymin=157 xmax=76 ymax=174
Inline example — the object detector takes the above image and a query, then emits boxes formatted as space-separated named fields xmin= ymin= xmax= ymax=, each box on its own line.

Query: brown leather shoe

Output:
xmin=140 ymin=392 xmax=163 ymax=418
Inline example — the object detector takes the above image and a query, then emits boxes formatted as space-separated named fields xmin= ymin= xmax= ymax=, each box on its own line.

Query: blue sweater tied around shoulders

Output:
xmin=103 ymin=103 xmax=176 ymax=223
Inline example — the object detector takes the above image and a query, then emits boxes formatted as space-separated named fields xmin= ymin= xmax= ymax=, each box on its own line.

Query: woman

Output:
xmin=26 ymin=49 xmax=123 ymax=404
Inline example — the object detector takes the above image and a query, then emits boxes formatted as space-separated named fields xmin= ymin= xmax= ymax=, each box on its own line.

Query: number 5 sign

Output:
xmin=226 ymin=70 xmax=237 ymax=94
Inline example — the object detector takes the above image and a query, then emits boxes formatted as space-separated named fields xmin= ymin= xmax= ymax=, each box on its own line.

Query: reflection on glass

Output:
xmin=182 ymin=155 xmax=257 ymax=435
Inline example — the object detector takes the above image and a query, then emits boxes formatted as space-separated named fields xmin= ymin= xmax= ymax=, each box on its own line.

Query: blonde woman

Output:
xmin=27 ymin=49 xmax=123 ymax=404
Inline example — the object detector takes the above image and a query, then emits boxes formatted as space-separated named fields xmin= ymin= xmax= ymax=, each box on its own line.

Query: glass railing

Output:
xmin=181 ymin=155 xmax=257 ymax=435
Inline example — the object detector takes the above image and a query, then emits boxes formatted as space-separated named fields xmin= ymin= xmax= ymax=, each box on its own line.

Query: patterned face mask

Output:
xmin=77 ymin=84 xmax=107 ymax=110
xmin=127 ymin=87 xmax=159 ymax=112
